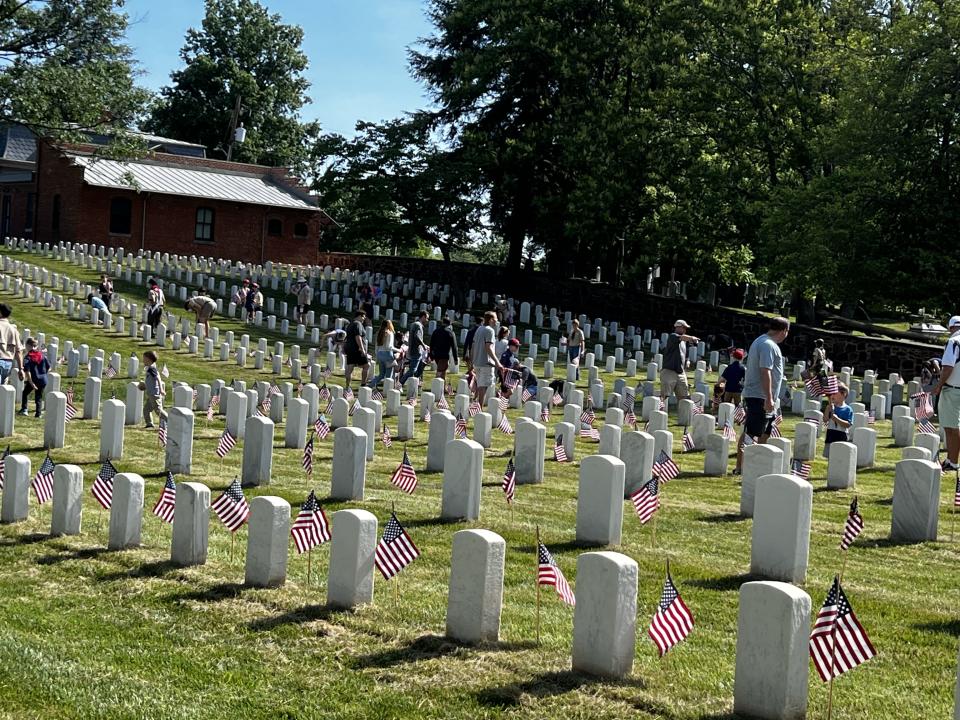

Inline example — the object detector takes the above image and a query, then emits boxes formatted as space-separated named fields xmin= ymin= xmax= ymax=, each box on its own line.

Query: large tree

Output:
xmin=0 ymin=0 xmax=148 ymax=140
xmin=145 ymin=0 xmax=317 ymax=170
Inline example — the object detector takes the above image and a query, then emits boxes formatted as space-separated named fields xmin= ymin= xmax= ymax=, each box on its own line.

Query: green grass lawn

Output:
xmin=0 ymin=248 xmax=956 ymax=719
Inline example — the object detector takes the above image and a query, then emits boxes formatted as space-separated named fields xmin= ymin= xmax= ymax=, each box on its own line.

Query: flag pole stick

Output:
xmin=825 ymin=576 xmax=839 ymax=720
xmin=307 ymin=546 xmax=312 ymax=585
xmin=652 ymin=511 xmax=658 ymax=550
xmin=839 ymin=551 xmax=848 ymax=585
xmin=535 ymin=524 xmax=541 ymax=646
xmin=230 ymin=532 xmax=235 ymax=563
xmin=952 ymin=471 xmax=957 ymax=541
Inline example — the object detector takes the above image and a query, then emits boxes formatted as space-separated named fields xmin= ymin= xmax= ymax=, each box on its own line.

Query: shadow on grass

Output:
xmin=697 ymin=512 xmax=744 ymax=524
xmin=35 ymin=546 xmax=111 ymax=565
xmin=248 ymin=603 xmax=350 ymax=632
xmin=0 ymin=532 xmax=50 ymax=546
xmin=914 ymin=619 xmax=960 ymax=637
xmin=98 ymin=559 xmax=180 ymax=582
xmin=873 ymin=497 xmax=893 ymax=506
xmin=516 ymin=539 xmax=607 ymax=554
xmin=688 ymin=573 xmax=758 ymax=592
xmin=475 ymin=669 xmax=645 ymax=708
xmin=404 ymin=516 xmax=462 ymax=529
xmin=169 ymin=582 xmax=247 ymax=604
xmin=355 ymin=633 xmax=539 ymax=670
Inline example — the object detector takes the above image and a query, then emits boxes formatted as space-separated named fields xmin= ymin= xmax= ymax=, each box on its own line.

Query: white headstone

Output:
xmin=327 ymin=509 xmax=377 ymax=609
xmin=891 ymin=458 xmax=941 ymax=542
xmin=575 ymin=455 xmax=625 ymax=545
xmin=571 ymin=551 xmax=637 ymax=678
xmin=331 ymin=426 xmax=367 ymax=500
xmin=741 ymin=444 xmax=784 ymax=517
xmin=515 ymin=421 xmax=545 ymax=484
xmin=750 ymin=474 xmax=812 ymax=583
xmin=241 ymin=416 xmax=274 ymax=486
xmin=108 ymin=473 xmax=144 ymax=550
xmin=441 ymin=439 xmax=484 ymax=521
xmin=51 ymin=463 xmax=84 ymax=536
xmin=446 ymin=529 xmax=505 ymax=643
xmin=171 ymin=481 xmax=209 ymax=566
xmin=826 ymin=441 xmax=857 ymax=489
xmin=165 ymin=407 xmax=194 ymax=475
xmin=99 ymin=399 xmax=125 ymax=460
xmin=244 ymin=496 xmax=290 ymax=587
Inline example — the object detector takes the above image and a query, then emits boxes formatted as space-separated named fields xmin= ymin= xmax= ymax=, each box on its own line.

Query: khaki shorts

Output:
xmin=475 ymin=366 xmax=495 ymax=388
xmin=660 ymin=369 xmax=690 ymax=399
xmin=939 ymin=386 xmax=960 ymax=429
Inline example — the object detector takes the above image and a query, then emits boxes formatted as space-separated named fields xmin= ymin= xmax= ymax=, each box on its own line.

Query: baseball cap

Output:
xmin=948 ymin=315 xmax=960 ymax=329
xmin=508 ymin=338 xmax=520 ymax=346
xmin=674 ymin=319 xmax=690 ymax=329
xmin=731 ymin=348 xmax=745 ymax=360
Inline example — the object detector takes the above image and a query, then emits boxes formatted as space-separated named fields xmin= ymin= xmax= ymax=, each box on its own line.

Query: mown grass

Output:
xmin=0 ymin=247 xmax=956 ymax=719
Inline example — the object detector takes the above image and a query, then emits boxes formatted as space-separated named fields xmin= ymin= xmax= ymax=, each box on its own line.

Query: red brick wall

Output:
xmin=0 ymin=184 xmax=36 ymax=238
xmin=35 ymin=144 xmax=84 ymax=244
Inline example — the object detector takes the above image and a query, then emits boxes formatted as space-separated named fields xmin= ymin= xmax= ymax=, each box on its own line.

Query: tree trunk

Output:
xmin=794 ymin=290 xmax=816 ymax=326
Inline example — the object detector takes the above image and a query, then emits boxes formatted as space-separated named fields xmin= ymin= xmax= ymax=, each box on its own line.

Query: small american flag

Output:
xmin=372 ymin=389 xmax=384 ymax=402
xmin=809 ymin=577 xmax=876 ymax=682
xmin=161 ymin=364 xmax=170 ymax=378
xmin=315 ymin=415 xmax=331 ymax=439
xmin=65 ymin=386 xmax=75 ymax=404
xmin=652 ymin=450 xmax=680 ymax=482
xmin=840 ymin=497 xmax=864 ymax=550
xmin=521 ymin=387 xmax=534 ymax=402
xmin=631 ymin=477 xmax=660 ymax=524
xmin=497 ymin=413 xmax=513 ymax=434
xmin=216 ymin=429 xmax=237 ymax=458
xmin=390 ymin=450 xmax=418 ymax=494
xmin=682 ymin=428 xmax=695 ymax=452
xmin=722 ymin=422 xmax=736 ymax=442
xmin=349 ymin=399 xmax=361 ymax=416
xmin=622 ymin=391 xmax=636 ymax=413
xmin=65 ymin=402 xmax=77 ymax=421
xmin=911 ymin=391 xmax=934 ymax=420
xmin=152 ymin=472 xmax=177 ymax=523
xmin=821 ymin=375 xmax=839 ymax=395
xmin=0 ymin=444 xmax=7 ymax=489
xmin=157 ymin=418 xmax=167 ymax=447
xmin=692 ymin=401 xmax=704 ymax=416
xmin=805 ymin=376 xmax=822 ymax=396
xmin=375 ymin=513 xmax=420 ymax=580
xmin=580 ymin=422 xmax=599 ymax=441
xmin=648 ymin=568 xmax=694 ymax=656
xmin=867 ymin=410 xmax=876 ymax=425
xmin=210 ymin=478 xmax=250 ymax=532
xmin=436 ymin=395 xmax=449 ymax=411
xmin=497 ymin=395 xmax=509 ymax=412
xmin=580 ymin=407 xmax=596 ymax=425
xmin=734 ymin=405 xmax=746 ymax=424
xmin=791 ymin=458 xmax=811 ymax=480
xmin=206 ymin=402 xmax=215 ymax=421
xmin=382 ymin=425 xmax=393 ymax=447
xmin=554 ymin=435 xmax=568 ymax=462
xmin=105 ymin=365 xmax=117 ymax=379
xmin=954 ymin=474 xmax=960 ymax=508
xmin=32 ymin=455 xmax=55 ymax=504
xmin=302 ymin=434 xmax=314 ymax=474
xmin=768 ymin=421 xmax=782 ymax=439
xmin=318 ymin=384 xmax=330 ymax=401
xmin=540 ymin=407 xmax=550 ymax=423
xmin=423 ymin=406 xmax=431 ymax=424
xmin=918 ymin=418 xmax=937 ymax=435
xmin=291 ymin=490 xmax=331 ymax=553
xmin=468 ymin=400 xmax=481 ymax=417
xmin=659 ymin=397 xmax=666 ymax=412
xmin=92 ymin=459 xmax=117 ymax=509
xmin=502 ymin=457 xmax=516 ymax=503
xmin=624 ymin=411 xmax=637 ymax=428
xmin=455 ymin=414 xmax=467 ymax=439
xmin=551 ymin=392 xmax=562 ymax=406
xmin=343 ymin=386 xmax=354 ymax=402
xmin=538 ymin=542 xmax=575 ymax=606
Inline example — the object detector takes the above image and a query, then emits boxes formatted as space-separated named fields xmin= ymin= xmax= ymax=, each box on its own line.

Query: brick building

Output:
xmin=0 ymin=125 xmax=335 ymax=266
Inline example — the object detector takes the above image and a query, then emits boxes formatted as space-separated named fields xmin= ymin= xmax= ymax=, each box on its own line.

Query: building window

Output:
xmin=25 ymin=193 xmax=34 ymax=232
xmin=109 ymin=197 xmax=132 ymax=235
xmin=294 ymin=222 xmax=308 ymax=238
xmin=195 ymin=207 xmax=214 ymax=243
xmin=52 ymin=194 xmax=60 ymax=233
xmin=267 ymin=218 xmax=282 ymax=236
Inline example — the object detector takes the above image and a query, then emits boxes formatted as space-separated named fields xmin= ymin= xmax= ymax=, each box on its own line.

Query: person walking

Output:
xmin=140 ymin=350 xmax=167 ymax=428
xmin=463 ymin=316 xmax=481 ymax=373
xmin=368 ymin=319 xmax=398 ymax=389
xmin=568 ymin=319 xmax=585 ymax=380
xmin=0 ymin=303 xmax=24 ymax=385
xmin=933 ymin=315 xmax=960 ymax=471
xmin=19 ymin=337 xmax=48 ymax=417
xmin=244 ymin=282 xmax=263 ymax=323
xmin=660 ymin=320 xmax=699 ymax=406
xmin=733 ymin=316 xmax=790 ymax=473
xmin=429 ymin=317 xmax=458 ymax=380
xmin=146 ymin=279 xmax=165 ymax=331
xmin=472 ymin=310 xmax=503 ymax=406
xmin=184 ymin=294 xmax=218 ymax=338
xmin=400 ymin=311 xmax=429 ymax=383
xmin=343 ymin=310 xmax=371 ymax=390
xmin=291 ymin=276 xmax=313 ymax=326
xmin=98 ymin=274 xmax=113 ymax=309
xmin=720 ymin=348 xmax=746 ymax=404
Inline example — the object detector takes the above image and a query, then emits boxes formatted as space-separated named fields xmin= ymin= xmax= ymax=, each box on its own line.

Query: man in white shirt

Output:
xmin=472 ymin=311 xmax=503 ymax=406
xmin=0 ymin=304 xmax=23 ymax=385
xmin=934 ymin=315 xmax=960 ymax=471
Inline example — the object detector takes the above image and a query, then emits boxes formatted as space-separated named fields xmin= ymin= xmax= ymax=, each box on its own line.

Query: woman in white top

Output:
xmin=494 ymin=325 xmax=511 ymax=359
xmin=368 ymin=319 xmax=398 ymax=388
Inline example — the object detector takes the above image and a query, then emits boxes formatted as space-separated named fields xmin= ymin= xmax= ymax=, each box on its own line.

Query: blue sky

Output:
xmin=122 ymin=0 xmax=434 ymax=137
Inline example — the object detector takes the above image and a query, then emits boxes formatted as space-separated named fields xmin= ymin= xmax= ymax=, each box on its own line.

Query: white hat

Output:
xmin=674 ymin=319 xmax=690 ymax=329
xmin=948 ymin=315 xmax=960 ymax=329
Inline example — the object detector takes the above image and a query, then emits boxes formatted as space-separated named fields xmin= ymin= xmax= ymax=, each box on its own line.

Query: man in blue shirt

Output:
xmin=734 ymin=316 xmax=790 ymax=474
xmin=86 ymin=293 xmax=112 ymax=325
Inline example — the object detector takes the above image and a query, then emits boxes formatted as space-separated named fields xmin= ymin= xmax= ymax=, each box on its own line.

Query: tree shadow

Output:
xmin=168 ymin=582 xmax=247 ymax=604
xmin=354 ymin=633 xmax=537 ymax=670
xmin=914 ymin=619 xmax=960 ymax=637
xmin=248 ymin=603 xmax=351 ymax=632
xmin=860 ymin=536 xmax=926 ymax=549
xmin=35 ymin=546 xmax=111 ymax=565
xmin=475 ymin=669 xmax=645 ymax=709
xmin=687 ymin=573 xmax=758 ymax=592
xmin=98 ymin=559 xmax=180 ymax=582
xmin=697 ymin=513 xmax=744 ymax=524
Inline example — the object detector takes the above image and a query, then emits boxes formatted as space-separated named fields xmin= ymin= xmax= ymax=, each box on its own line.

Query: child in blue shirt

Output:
xmin=823 ymin=382 xmax=853 ymax=458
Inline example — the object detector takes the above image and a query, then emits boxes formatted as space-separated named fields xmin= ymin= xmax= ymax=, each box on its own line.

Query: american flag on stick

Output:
xmin=390 ymin=450 xmax=418 ymax=494
xmin=734 ymin=405 xmax=746 ymax=425
xmin=64 ymin=401 xmax=77 ymax=421
xmin=682 ymin=427 xmax=695 ymax=452
xmin=804 ymin=376 xmax=822 ymax=397
xmin=554 ymin=434 xmax=568 ymax=462
xmin=918 ymin=418 xmax=937 ymax=435
xmin=580 ymin=406 xmax=596 ymax=425
xmin=423 ymin=405 xmax=431 ymax=424
xmin=206 ymin=402 xmax=215 ymax=422
xmin=809 ymin=577 xmax=876 ymax=682
xmin=652 ymin=450 xmax=680 ymax=482
xmin=497 ymin=395 xmax=509 ymax=412
xmin=911 ymin=391 xmax=934 ymax=420
xmin=468 ymin=400 xmax=481 ymax=417
xmin=153 ymin=472 xmax=176 ymax=523
xmin=791 ymin=458 xmax=811 ymax=480
xmin=840 ymin=497 xmax=864 ymax=551
xmin=502 ymin=457 xmax=516 ymax=503
xmin=65 ymin=386 xmax=74 ymax=404
xmin=722 ymin=422 xmax=737 ymax=442
xmin=210 ymin=478 xmax=250 ymax=532
xmin=867 ymin=410 xmax=876 ymax=425
xmin=105 ymin=365 xmax=117 ymax=379
xmin=579 ymin=422 xmax=599 ymax=441
xmin=497 ymin=413 xmax=513 ymax=435
xmin=455 ymin=414 xmax=467 ymax=439
xmin=821 ymin=374 xmax=839 ymax=396
xmin=551 ymin=392 xmax=562 ymax=406
xmin=302 ymin=434 xmax=314 ymax=474
xmin=318 ymin=384 xmax=330 ymax=401
xmin=92 ymin=459 xmax=117 ymax=509
xmin=540 ymin=407 xmax=550 ymax=423
xmin=0 ymin=444 xmax=9 ymax=489
xmin=648 ymin=565 xmax=694 ymax=657
xmin=157 ymin=418 xmax=168 ymax=447
xmin=631 ymin=477 xmax=660 ymax=524
xmin=216 ymin=429 xmax=237 ymax=458
xmin=32 ymin=455 xmax=55 ymax=504
xmin=521 ymin=387 xmax=535 ymax=403
xmin=382 ymin=425 xmax=393 ymax=448
xmin=290 ymin=490 xmax=331 ymax=553
xmin=954 ymin=474 xmax=960 ymax=508
xmin=375 ymin=513 xmax=420 ymax=580
xmin=315 ymin=414 xmax=331 ymax=440
xmin=349 ymin=399 xmax=361 ymax=416
xmin=436 ymin=395 xmax=449 ymax=411
xmin=537 ymin=541 xmax=575 ymax=606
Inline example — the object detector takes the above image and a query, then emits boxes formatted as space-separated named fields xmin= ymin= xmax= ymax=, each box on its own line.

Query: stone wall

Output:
xmin=316 ymin=251 xmax=939 ymax=376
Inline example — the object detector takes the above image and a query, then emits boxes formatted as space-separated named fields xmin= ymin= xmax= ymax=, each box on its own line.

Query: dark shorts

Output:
xmin=435 ymin=358 xmax=449 ymax=374
xmin=297 ymin=304 xmax=309 ymax=314
xmin=345 ymin=350 xmax=368 ymax=366
xmin=744 ymin=397 xmax=771 ymax=438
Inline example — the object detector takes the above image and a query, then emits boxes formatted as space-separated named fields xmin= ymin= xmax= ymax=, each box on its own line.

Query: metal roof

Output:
xmin=1 ymin=125 xmax=37 ymax=163
xmin=70 ymin=155 xmax=318 ymax=211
